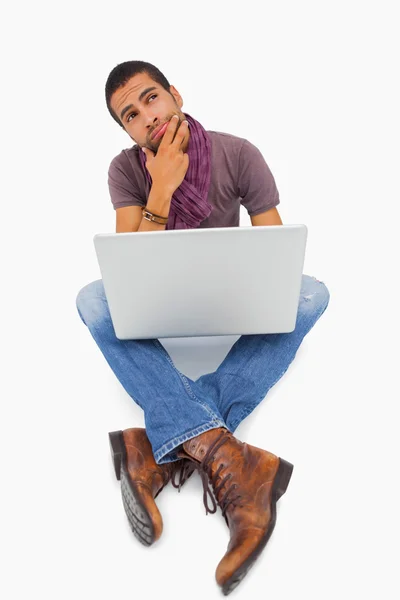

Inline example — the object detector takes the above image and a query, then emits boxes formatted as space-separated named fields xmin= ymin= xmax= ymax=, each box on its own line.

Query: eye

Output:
xmin=126 ymin=94 xmax=157 ymax=123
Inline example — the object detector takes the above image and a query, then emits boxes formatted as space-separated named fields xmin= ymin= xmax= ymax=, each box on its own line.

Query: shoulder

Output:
xmin=107 ymin=143 xmax=149 ymax=202
xmin=206 ymin=130 xmax=261 ymax=161
xmin=207 ymin=129 xmax=246 ymax=150
xmin=107 ymin=145 xmax=148 ymax=193
xmin=108 ymin=144 xmax=141 ymax=175
xmin=207 ymin=131 xmax=267 ymax=183
xmin=206 ymin=130 xmax=248 ymax=170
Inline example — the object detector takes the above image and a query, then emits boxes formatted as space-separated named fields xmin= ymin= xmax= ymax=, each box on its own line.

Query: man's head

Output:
xmin=105 ymin=60 xmax=189 ymax=154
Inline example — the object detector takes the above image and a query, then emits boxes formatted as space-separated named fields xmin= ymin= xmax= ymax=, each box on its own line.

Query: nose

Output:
xmin=144 ymin=114 xmax=159 ymax=133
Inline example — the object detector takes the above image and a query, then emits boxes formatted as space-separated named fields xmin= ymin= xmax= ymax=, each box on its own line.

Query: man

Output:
xmin=76 ymin=60 xmax=330 ymax=595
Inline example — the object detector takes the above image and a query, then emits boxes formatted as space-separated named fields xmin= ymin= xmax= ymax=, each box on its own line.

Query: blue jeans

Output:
xmin=76 ymin=274 xmax=329 ymax=464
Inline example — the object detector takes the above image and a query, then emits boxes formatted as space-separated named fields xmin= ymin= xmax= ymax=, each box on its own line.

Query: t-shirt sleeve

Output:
xmin=237 ymin=139 xmax=280 ymax=216
xmin=108 ymin=155 xmax=146 ymax=210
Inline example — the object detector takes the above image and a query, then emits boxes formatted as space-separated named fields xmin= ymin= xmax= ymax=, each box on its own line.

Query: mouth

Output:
xmin=151 ymin=121 xmax=169 ymax=141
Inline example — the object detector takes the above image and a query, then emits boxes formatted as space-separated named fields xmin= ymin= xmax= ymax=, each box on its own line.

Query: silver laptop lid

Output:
xmin=93 ymin=225 xmax=307 ymax=340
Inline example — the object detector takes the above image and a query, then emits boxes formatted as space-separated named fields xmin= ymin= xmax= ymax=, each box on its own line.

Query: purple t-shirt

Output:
xmin=108 ymin=130 xmax=280 ymax=228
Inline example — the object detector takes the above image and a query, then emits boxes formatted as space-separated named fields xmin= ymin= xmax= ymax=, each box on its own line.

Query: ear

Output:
xmin=169 ymin=85 xmax=183 ymax=109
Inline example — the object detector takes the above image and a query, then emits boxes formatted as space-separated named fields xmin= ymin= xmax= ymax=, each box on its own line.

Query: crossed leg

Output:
xmin=191 ymin=274 xmax=330 ymax=431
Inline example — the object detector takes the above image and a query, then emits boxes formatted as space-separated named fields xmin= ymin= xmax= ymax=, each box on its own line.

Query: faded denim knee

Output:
xmin=76 ymin=279 xmax=107 ymax=326
xmin=300 ymin=274 xmax=330 ymax=313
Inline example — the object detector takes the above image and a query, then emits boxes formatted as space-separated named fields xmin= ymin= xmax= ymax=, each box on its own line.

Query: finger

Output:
xmin=159 ymin=115 xmax=180 ymax=147
xmin=171 ymin=119 xmax=189 ymax=149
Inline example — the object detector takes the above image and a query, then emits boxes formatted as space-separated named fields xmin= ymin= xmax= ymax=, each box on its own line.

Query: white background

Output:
xmin=1 ymin=1 xmax=399 ymax=598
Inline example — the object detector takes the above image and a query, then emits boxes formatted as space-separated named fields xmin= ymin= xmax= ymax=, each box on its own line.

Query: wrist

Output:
xmin=150 ymin=183 xmax=173 ymax=200
xmin=146 ymin=184 xmax=172 ymax=216
xmin=142 ymin=208 xmax=168 ymax=224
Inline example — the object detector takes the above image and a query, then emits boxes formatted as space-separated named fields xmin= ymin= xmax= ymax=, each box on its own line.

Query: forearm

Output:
xmin=137 ymin=185 xmax=173 ymax=232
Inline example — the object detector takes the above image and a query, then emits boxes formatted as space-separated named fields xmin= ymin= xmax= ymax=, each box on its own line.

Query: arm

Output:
xmin=111 ymin=117 xmax=188 ymax=233
xmin=116 ymin=206 xmax=143 ymax=233
xmin=109 ymin=154 xmax=146 ymax=232
xmin=115 ymin=185 xmax=173 ymax=233
xmin=250 ymin=206 xmax=283 ymax=226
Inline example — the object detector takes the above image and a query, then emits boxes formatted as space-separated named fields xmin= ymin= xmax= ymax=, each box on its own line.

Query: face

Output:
xmin=110 ymin=72 xmax=190 ymax=154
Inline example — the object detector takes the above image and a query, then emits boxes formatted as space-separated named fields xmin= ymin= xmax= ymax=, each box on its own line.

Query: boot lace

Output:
xmin=193 ymin=431 xmax=243 ymax=518
xmin=170 ymin=459 xmax=196 ymax=490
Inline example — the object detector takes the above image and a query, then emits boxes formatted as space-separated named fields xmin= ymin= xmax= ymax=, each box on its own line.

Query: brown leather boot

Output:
xmin=108 ymin=428 xmax=195 ymax=546
xmin=178 ymin=427 xmax=293 ymax=595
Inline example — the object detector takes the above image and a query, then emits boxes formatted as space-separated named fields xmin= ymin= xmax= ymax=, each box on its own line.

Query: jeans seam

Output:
xmin=152 ymin=339 xmax=222 ymax=421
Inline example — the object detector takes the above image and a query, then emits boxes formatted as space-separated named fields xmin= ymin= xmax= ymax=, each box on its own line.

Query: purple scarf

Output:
xmin=138 ymin=112 xmax=212 ymax=230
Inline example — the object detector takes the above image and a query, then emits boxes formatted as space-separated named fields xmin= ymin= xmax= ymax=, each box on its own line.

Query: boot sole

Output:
xmin=108 ymin=430 xmax=156 ymax=547
xmin=222 ymin=457 xmax=294 ymax=596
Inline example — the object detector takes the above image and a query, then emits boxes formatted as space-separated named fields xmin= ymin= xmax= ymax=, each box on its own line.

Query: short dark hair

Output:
xmin=105 ymin=60 xmax=172 ymax=128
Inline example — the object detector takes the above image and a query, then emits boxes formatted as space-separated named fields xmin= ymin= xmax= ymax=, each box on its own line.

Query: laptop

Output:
xmin=93 ymin=225 xmax=307 ymax=340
